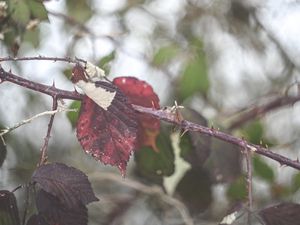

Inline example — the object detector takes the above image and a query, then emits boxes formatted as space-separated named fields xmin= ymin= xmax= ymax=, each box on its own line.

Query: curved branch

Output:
xmin=228 ymin=95 xmax=300 ymax=130
xmin=1 ymin=66 xmax=300 ymax=170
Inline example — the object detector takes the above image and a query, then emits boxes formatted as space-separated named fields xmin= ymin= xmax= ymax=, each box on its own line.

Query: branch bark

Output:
xmin=1 ymin=66 xmax=300 ymax=170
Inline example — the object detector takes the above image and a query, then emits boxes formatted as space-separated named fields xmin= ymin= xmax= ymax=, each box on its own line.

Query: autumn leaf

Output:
xmin=113 ymin=77 xmax=160 ymax=152
xmin=71 ymin=65 xmax=139 ymax=175
xmin=31 ymin=162 xmax=98 ymax=209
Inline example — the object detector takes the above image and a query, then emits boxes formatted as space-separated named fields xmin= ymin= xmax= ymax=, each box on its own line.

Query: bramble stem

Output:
xmin=1 ymin=66 xmax=300 ymax=170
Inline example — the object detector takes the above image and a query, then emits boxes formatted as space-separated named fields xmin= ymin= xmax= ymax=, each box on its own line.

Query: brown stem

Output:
xmin=0 ymin=55 xmax=80 ymax=64
xmin=243 ymin=142 xmax=253 ymax=225
xmin=229 ymin=95 xmax=300 ymax=130
xmin=0 ymin=66 xmax=82 ymax=100
xmin=1 ymin=66 xmax=300 ymax=171
xmin=38 ymin=97 xmax=58 ymax=166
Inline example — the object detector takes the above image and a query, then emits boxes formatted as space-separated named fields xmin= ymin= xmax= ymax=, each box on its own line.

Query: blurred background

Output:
xmin=1 ymin=0 xmax=300 ymax=224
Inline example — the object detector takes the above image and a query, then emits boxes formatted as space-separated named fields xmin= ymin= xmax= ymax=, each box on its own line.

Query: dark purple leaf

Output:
xmin=207 ymin=139 xmax=242 ymax=183
xmin=0 ymin=190 xmax=20 ymax=225
xmin=32 ymin=162 xmax=98 ymax=209
xmin=35 ymin=189 xmax=88 ymax=225
xmin=26 ymin=214 xmax=48 ymax=225
xmin=0 ymin=137 xmax=6 ymax=167
xmin=259 ymin=203 xmax=300 ymax=225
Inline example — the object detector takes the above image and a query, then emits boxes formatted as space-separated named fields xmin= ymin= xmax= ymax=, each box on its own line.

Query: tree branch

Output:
xmin=228 ymin=95 xmax=300 ymax=130
xmin=1 ymin=66 xmax=300 ymax=170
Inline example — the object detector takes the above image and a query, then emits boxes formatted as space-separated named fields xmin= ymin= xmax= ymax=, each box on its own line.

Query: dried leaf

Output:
xmin=72 ymin=65 xmax=139 ymax=176
xmin=26 ymin=214 xmax=48 ymax=225
xmin=32 ymin=162 xmax=98 ymax=209
xmin=113 ymin=76 xmax=160 ymax=151
xmin=77 ymin=93 xmax=138 ymax=175
xmin=0 ymin=190 xmax=20 ymax=225
xmin=35 ymin=189 xmax=88 ymax=225
xmin=259 ymin=203 xmax=300 ymax=225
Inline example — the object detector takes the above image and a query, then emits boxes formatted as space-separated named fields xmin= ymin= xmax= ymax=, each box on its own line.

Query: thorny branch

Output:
xmin=243 ymin=141 xmax=253 ymax=225
xmin=1 ymin=65 xmax=300 ymax=170
xmin=0 ymin=107 xmax=76 ymax=139
xmin=228 ymin=95 xmax=300 ymax=130
xmin=38 ymin=97 xmax=58 ymax=166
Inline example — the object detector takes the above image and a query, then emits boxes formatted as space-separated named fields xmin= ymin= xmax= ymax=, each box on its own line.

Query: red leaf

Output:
xmin=113 ymin=77 xmax=160 ymax=152
xmin=76 ymin=81 xmax=139 ymax=176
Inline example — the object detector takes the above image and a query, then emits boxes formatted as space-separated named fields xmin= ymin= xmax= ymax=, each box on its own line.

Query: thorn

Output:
xmin=151 ymin=100 xmax=155 ymax=109
xmin=52 ymin=80 xmax=56 ymax=87
xmin=180 ymin=129 xmax=189 ymax=137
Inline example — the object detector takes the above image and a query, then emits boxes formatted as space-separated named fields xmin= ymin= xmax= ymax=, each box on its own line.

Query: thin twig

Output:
xmin=243 ymin=140 xmax=253 ymax=225
xmin=228 ymin=95 xmax=300 ymax=130
xmin=0 ymin=55 xmax=81 ymax=64
xmin=38 ymin=97 xmax=58 ymax=166
xmin=1 ymin=66 xmax=300 ymax=171
xmin=0 ymin=107 xmax=77 ymax=139
xmin=90 ymin=172 xmax=194 ymax=225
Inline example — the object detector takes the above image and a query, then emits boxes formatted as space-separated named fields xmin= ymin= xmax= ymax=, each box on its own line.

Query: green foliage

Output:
xmin=175 ymin=168 xmax=212 ymax=213
xmin=243 ymin=120 xmax=263 ymax=144
xmin=178 ymin=52 xmax=209 ymax=100
xmin=253 ymin=156 xmax=274 ymax=183
xmin=226 ymin=176 xmax=247 ymax=201
xmin=98 ymin=51 xmax=116 ymax=74
xmin=179 ymin=133 xmax=193 ymax=159
xmin=23 ymin=28 xmax=40 ymax=48
xmin=135 ymin=131 xmax=175 ymax=181
xmin=8 ymin=0 xmax=48 ymax=24
xmin=292 ymin=172 xmax=300 ymax=193
xmin=26 ymin=0 xmax=48 ymax=21
xmin=65 ymin=0 xmax=92 ymax=23
xmin=67 ymin=101 xmax=81 ymax=128
xmin=8 ymin=0 xmax=31 ymax=25
xmin=152 ymin=45 xmax=179 ymax=67
xmin=63 ymin=68 xmax=72 ymax=79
